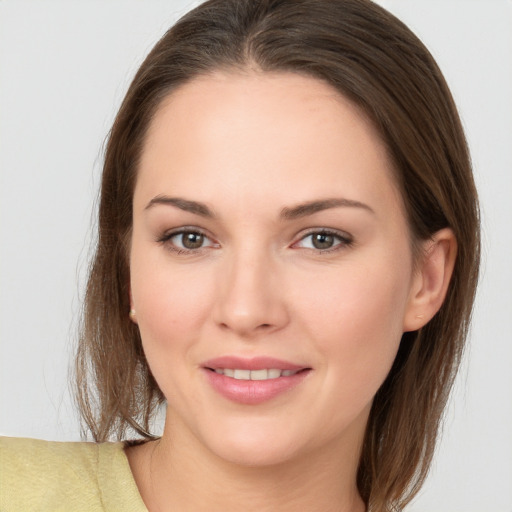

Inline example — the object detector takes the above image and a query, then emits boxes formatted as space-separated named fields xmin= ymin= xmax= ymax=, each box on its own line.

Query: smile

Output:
xmin=211 ymin=368 xmax=301 ymax=380
xmin=202 ymin=357 xmax=311 ymax=405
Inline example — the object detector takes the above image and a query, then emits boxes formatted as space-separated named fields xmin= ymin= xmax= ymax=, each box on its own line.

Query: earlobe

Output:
xmin=403 ymin=228 xmax=457 ymax=332
xmin=129 ymin=289 xmax=138 ymax=324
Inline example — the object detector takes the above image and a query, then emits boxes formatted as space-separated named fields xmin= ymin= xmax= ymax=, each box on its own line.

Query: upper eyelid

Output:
xmin=158 ymin=226 xmax=212 ymax=241
xmin=295 ymin=227 xmax=353 ymax=241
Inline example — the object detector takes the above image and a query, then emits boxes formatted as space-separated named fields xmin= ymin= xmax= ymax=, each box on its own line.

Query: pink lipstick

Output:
xmin=202 ymin=356 xmax=311 ymax=405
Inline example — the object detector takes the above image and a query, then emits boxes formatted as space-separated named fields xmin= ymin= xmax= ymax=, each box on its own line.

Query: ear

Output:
xmin=129 ymin=288 xmax=138 ymax=324
xmin=403 ymin=228 xmax=457 ymax=332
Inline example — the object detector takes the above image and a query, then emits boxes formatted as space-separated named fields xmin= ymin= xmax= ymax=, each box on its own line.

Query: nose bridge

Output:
xmin=214 ymin=241 xmax=287 ymax=335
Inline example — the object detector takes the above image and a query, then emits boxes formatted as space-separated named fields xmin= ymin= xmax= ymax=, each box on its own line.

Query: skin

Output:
xmin=126 ymin=71 xmax=456 ymax=512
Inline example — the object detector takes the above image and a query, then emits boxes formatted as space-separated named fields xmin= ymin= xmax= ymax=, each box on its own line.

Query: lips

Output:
xmin=213 ymin=368 xmax=301 ymax=380
xmin=202 ymin=355 xmax=306 ymax=371
xmin=202 ymin=356 xmax=311 ymax=405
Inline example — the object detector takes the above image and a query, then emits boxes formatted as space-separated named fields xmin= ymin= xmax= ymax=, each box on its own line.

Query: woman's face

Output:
xmin=130 ymin=71 xmax=419 ymax=466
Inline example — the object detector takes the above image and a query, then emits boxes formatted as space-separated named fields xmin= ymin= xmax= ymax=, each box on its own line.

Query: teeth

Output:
xmin=233 ymin=369 xmax=251 ymax=380
xmin=213 ymin=368 xmax=300 ymax=380
xmin=250 ymin=369 xmax=268 ymax=381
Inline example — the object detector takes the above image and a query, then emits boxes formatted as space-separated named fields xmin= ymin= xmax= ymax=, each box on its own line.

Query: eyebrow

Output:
xmin=145 ymin=195 xmax=215 ymax=217
xmin=145 ymin=195 xmax=374 ymax=219
xmin=280 ymin=198 xmax=375 ymax=219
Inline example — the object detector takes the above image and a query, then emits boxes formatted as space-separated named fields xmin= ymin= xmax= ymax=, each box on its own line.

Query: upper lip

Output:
xmin=202 ymin=356 xmax=309 ymax=371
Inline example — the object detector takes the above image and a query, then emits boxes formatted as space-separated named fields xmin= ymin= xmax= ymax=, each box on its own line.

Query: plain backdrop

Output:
xmin=0 ymin=1 xmax=511 ymax=511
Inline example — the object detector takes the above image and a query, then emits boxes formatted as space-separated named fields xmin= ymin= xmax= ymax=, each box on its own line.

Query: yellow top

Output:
xmin=0 ymin=436 xmax=148 ymax=512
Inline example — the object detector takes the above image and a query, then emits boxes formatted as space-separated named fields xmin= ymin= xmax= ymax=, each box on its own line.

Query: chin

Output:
xmin=212 ymin=440 xmax=301 ymax=468
xmin=202 ymin=421 xmax=307 ymax=468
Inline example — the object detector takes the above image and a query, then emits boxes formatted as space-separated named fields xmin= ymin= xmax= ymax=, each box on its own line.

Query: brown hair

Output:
xmin=75 ymin=0 xmax=480 ymax=509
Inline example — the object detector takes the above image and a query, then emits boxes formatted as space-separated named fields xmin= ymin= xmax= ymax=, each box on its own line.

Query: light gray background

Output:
xmin=1 ymin=1 xmax=511 ymax=510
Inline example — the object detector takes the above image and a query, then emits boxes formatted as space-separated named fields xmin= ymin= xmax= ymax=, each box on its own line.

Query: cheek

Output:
xmin=295 ymin=256 xmax=411 ymax=399
xmin=298 ymin=256 xmax=410 ymax=335
xmin=131 ymin=264 xmax=218 ymax=405
xmin=129 ymin=249 xmax=215 ymax=367
xmin=137 ymin=279 xmax=208 ymax=337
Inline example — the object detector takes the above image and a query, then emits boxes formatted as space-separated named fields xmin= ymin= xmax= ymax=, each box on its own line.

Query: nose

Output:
xmin=212 ymin=248 xmax=289 ymax=338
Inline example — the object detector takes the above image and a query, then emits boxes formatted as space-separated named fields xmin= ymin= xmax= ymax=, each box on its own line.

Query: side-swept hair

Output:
xmin=75 ymin=1 xmax=480 ymax=509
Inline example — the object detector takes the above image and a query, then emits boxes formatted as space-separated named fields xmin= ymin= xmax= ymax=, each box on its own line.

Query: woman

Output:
xmin=0 ymin=0 xmax=480 ymax=511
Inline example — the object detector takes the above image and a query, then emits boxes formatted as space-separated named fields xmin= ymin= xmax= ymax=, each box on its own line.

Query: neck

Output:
xmin=127 ymin=412 xmax=367 ymax=512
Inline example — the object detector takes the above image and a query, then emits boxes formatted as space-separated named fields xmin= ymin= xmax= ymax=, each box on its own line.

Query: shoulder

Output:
xmin=0 ymin=437 xmax=147 ymax=512
xmin=0 ymin=435 xmax=101 ymax=474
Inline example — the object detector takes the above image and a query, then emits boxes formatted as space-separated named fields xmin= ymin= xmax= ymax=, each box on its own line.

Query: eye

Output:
xmin=294 ymin=230 xmax=352 ymax=252
xmin=175 ymin=231 xmax=207 ymax=250
xmin=158 ymin=229 xmax=218 ymax=253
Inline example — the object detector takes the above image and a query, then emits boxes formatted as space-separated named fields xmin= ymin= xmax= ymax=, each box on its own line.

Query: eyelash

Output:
xmin=293 ymin=229 xmax=354 ymax=253
xmin=157 ymin=227 xmax=218 ymax=255
xmin=157 ymin=228 xmax=353 ymax=255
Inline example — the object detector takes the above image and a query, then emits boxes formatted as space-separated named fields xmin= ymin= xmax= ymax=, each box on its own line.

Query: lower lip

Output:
xmin=203 ymin=369 xmax=311 ymax=405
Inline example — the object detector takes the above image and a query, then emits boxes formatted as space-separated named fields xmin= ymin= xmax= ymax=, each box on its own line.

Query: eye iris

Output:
xmin=312 ymin=233 xmax=334 ymax=249
xmin=182 ymin=232 xmax=204 ymax=249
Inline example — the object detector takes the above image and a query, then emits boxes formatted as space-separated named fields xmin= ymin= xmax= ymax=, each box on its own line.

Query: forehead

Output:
xmin=143 ymin=71 xmax=381 ymax=160
xmin=135 ymin=71 xmax=403 ymax=219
